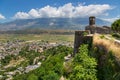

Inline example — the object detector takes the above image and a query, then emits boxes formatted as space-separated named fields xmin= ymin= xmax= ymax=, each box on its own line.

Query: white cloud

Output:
xmin=0 ymin=13 xmax=5 ymax=19
xmin=13 ymin=3 xmax=112 ymax=19
xmin=39 ymin=5 xmax=59 ymax=17
xmin=28 ymin=9 xmax=40 ymax=18
xmin=14 ymin=12 xmax=30 ymax=19
xmin=101 ymin=15 xmax=120 ymax=23
xmin=73 ymin=4 xmax=112 ymax=17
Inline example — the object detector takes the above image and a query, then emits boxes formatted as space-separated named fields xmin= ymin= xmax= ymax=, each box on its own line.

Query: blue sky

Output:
xmin=0 ymin=0 xmax=120 ymax=23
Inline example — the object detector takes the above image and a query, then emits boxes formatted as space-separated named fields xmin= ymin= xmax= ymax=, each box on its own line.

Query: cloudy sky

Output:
xmin=0 ymin=0 xmax=120 ymax=23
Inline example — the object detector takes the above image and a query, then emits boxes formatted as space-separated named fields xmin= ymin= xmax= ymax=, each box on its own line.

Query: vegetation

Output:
xmin=112 ymin=33 xmax=120 ymax=39
xmin=69 ymin=45 xmax=97 ymax=80
xmin=100 ymin=34 xmax=105 ymax=39
xmin=19 ymin=46 xmax=41 ymax=65
xmin=111 ymin=19 xmax=120 ymax=33
xmin=94 ymin=48 xmax=120 ymax=80
xmin=13 ymin=44 xmax=99 ymax=80
xmin=93 ymin=34 xmax=120 ymax=80
xmin=27 ymin=74 xmax=38 ymax=80
xmin=0 ymin=34 xmax=74 ymax=42
xmin=13 ymin=45 xmax=73 ymax=80
xmin=0 ymin=46 xmax=41 ymax=67
xmin=93 ymin=34 xmax=120 ymax=60
xmin=1 ymin=55 xmax=14 ymax=66
xmin=0 ymin=29 xmax=74 ymax=35
xmin=1 ymin=33 xmax=120 ymax=80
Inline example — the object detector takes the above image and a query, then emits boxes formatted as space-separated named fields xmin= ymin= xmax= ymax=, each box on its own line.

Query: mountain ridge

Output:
xmin=0 ymin=17 xmax=111 ymax=31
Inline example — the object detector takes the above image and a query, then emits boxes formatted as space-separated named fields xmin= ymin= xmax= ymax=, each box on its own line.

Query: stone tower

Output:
xmin=85 ymin=16 xmax=96 ymax=34
xmin=73 ymin=16 xmax=95 ymax=56
xmin=89 ymin=16 xmax=95 ymax=25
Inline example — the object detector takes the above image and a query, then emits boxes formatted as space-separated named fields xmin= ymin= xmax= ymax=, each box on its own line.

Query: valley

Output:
xmin=0 ymin=0 xmax=120 ymax=80
xmin=0 ymin=33 xmax=74 ymax=80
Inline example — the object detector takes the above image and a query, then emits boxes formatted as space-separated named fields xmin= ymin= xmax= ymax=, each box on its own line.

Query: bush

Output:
xmin=70 ymin=44 xmax=97 ymax=80
xmin=43 ymin=71 xmax=59 ymax=80
xmin=112 ymin=33 xmax=120 ymax=38
xmin=111 ymin=19 xmax=120 ymax=33
xmin=100 ymin=35 xmax=105 ymax=39
xmin=0 ymin=55 xmax=15 ymax=66
xmin=27 ymin=74 xmax=38 ymax=80
xmin=13 ymin=45 xmax=72 ymax=80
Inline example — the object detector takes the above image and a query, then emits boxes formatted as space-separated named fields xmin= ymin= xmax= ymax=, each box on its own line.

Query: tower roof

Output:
xmin=89 ymin=16 xmax=95 ymax=18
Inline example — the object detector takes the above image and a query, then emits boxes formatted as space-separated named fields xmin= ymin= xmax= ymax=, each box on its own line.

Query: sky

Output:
xmin=0 ymin=0 xmax=120 ymax=23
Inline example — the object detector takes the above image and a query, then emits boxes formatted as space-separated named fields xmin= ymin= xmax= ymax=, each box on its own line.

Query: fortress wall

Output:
xmin=73 ymin=30 xmax=93 ymax=56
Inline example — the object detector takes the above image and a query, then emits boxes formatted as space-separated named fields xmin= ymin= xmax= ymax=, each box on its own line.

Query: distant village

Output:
xmin=0 ymin=40 xmax=73 ymax=60
xmin=0 ymin=39 xmax=73 ymax=80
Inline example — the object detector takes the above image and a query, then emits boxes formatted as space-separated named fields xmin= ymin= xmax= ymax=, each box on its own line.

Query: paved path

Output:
xmin=105 ymin=35 xmax=120 ymax=45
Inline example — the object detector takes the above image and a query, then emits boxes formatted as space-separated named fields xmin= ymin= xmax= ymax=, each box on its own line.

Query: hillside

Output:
xmin=0 ymin=18 xmax=110 ymax=31
xmin=93 ymin=34 xmax=120 ymax=64
xmin=1 ymin=33 xmax=120 ymax=80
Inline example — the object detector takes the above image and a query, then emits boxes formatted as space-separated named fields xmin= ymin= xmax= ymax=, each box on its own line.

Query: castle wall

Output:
xmin=95 ymin=27 xmax=111 ymax=34
xmin=73 ymin=16 xmax=111 ymax=56
xmin=73 ymin=30 xmax=93 ymax=56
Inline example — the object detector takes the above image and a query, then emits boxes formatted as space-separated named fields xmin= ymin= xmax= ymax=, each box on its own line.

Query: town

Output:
xmin=0 ymin=39 xmax=73 ymax=80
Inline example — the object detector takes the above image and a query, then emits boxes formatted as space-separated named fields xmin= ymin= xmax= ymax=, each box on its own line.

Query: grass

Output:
xmin=93 ymin=34 xmax=120 ymax=62
xmin=0 ymin=34 xmax=74 ymax=42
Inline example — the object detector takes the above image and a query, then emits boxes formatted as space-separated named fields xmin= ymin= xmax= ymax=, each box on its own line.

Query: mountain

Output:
xmin=0 ymin=18 xmax=111 ymax=31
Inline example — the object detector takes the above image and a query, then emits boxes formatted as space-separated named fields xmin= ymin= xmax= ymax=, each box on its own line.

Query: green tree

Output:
xmin=13 ymin=46 xmax=72 ymax=80
xmin=43 ymin=71 xmax=59 ymax=80
xmin=27 ymin=74 xmax=38 ymax=80
xmin=111 ymin=19 xmax=120 ymax=33
xmin=70 ymin=44 xmax=97 ymax=80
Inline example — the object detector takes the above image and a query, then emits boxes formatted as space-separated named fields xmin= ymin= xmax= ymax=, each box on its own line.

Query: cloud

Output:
xmin=0 ymin=13 xmax=5 ymax=19
xmin=13 ymin=3 xmax=112 ymax=19
xmin=14 ymin=12 xmax=29 ymax=19
xmin=101 ymin=15 xmax=120 ymax=23
xmin=28 ymin=9 xmax=40 ymax=18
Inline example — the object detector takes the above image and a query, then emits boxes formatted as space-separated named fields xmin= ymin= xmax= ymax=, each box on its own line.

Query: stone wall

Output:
xmin=95 ymin=26 xmax=111 ymax=34
xmin=85 ymin=26 xmax=111 ymax=34
xmin=73 ymin=30 xmax=93 ymax=56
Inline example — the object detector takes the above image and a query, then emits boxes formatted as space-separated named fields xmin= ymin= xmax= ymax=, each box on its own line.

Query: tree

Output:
xmin=13 ymin=46 xmax=72 ymax=80
xmin=43 ymin=71 xmax=59 ymax=80
xmin=111 ymin=19 xmax=120 ymax=33
xmin=27 ymin=74 xmax=38 ymax=80
xmin=70 ymin=44 xmax=98 ymax=80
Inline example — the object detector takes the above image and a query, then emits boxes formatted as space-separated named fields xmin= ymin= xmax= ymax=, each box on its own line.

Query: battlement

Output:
xmin=75 ymin=30 xmax=90 ymax=35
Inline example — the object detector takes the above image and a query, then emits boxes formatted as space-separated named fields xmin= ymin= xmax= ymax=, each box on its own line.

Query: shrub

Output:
xmin=111 ymin=19 xmax=120 ymax=33
xmin=112 ymin=33 xmax=120 ymax=38
xmin=70 ymin=44 xmax=97 ymax=80
xmin=27 ymin=74 xmax=38 ymax=80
